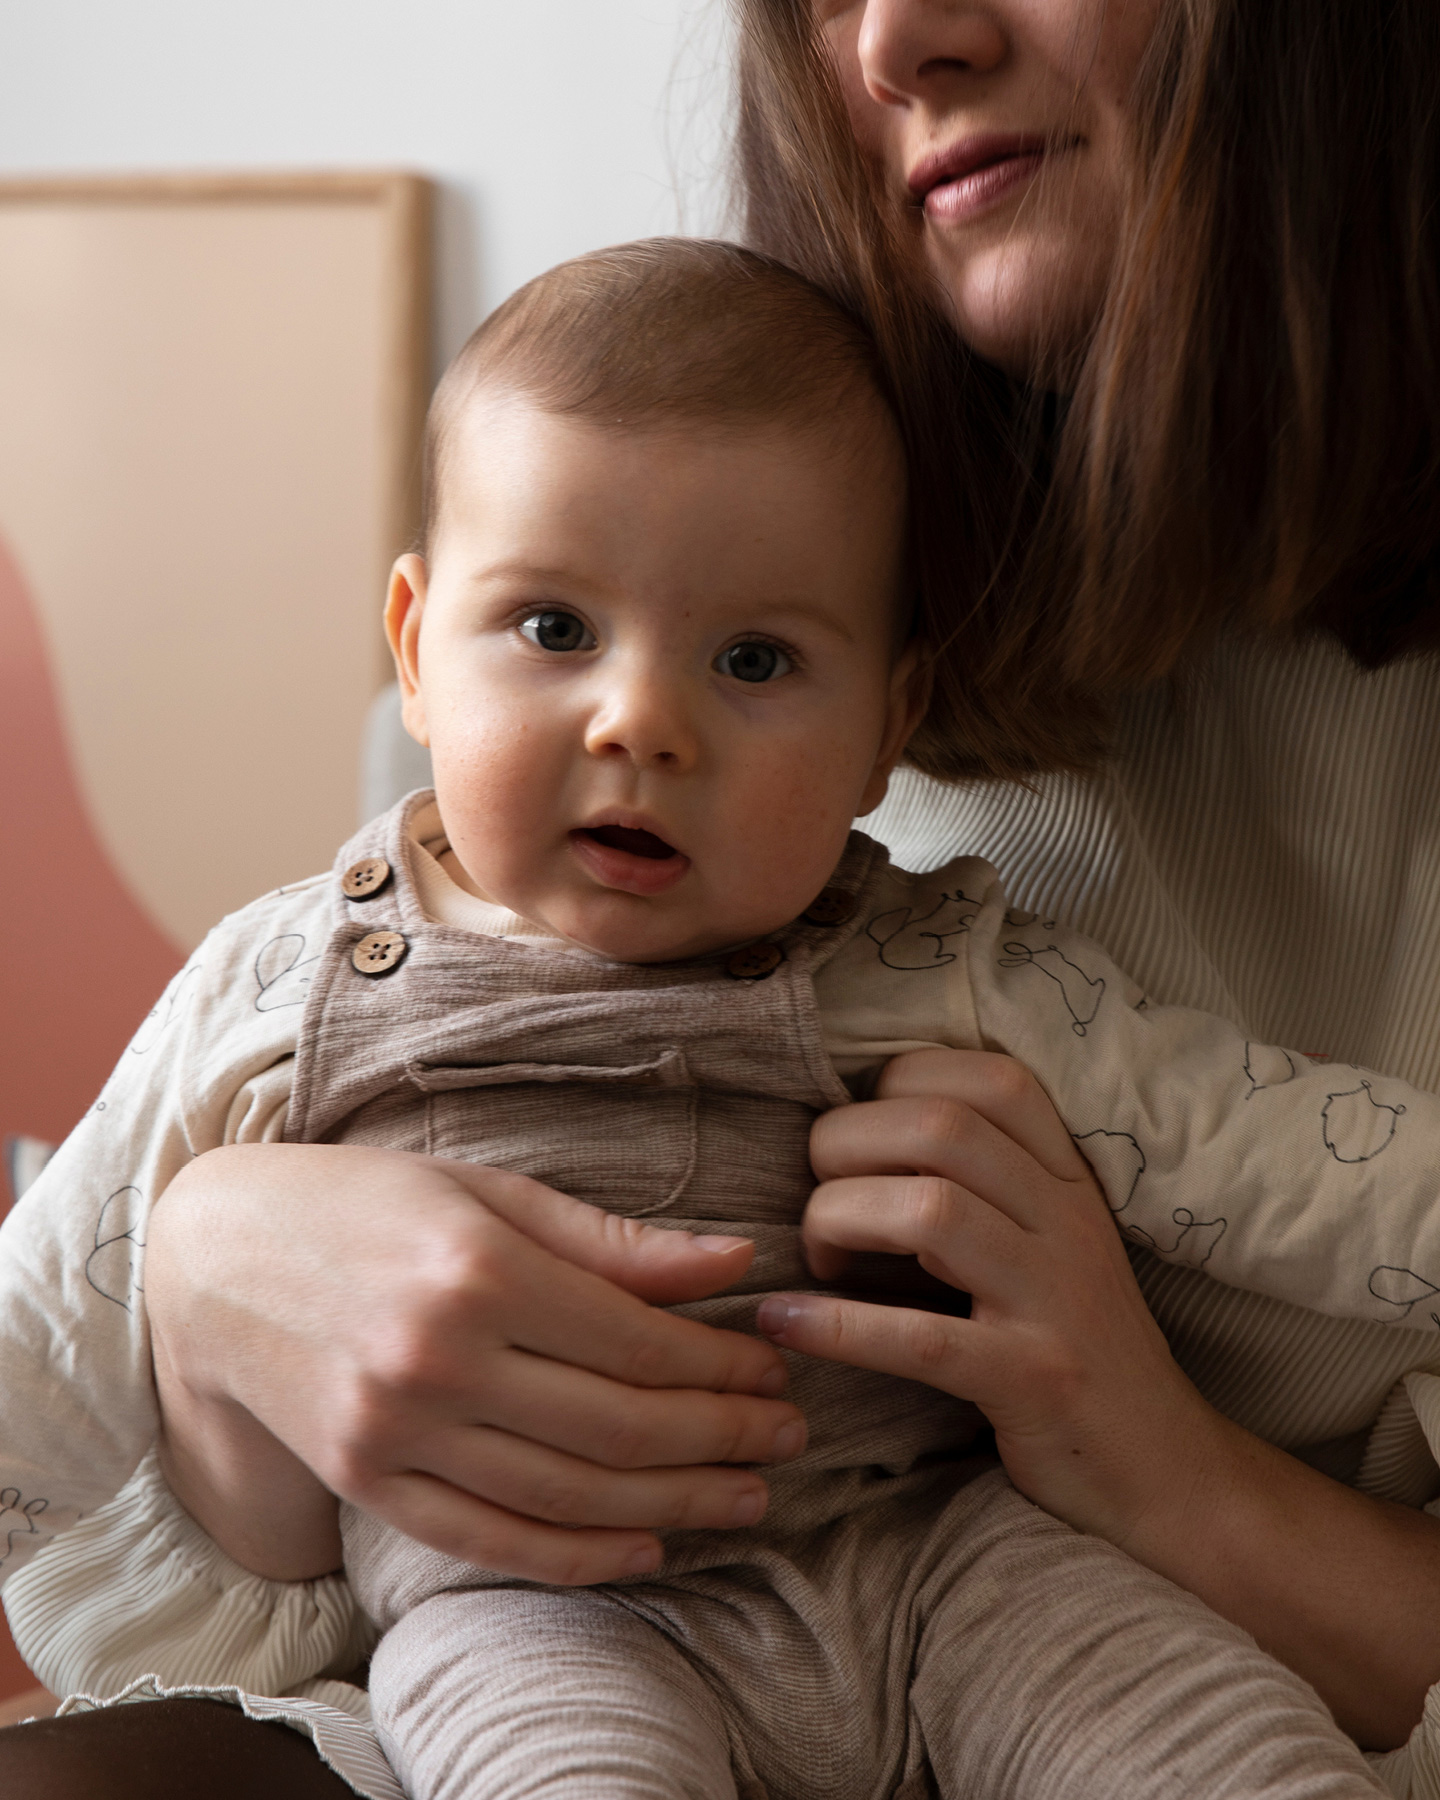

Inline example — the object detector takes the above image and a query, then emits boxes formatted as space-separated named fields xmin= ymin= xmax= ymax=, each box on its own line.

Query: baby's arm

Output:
xmin=961 ymin=880 xmax=1440 ymax=1333
xmin=151 ymin=1297 xmax=344 ymax=1579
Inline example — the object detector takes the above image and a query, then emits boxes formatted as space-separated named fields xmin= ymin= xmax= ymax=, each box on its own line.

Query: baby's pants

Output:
xmin=365 ymin=1469 xmax=1382 ymax=1800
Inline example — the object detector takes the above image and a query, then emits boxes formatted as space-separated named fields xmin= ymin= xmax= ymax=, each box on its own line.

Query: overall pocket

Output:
xmin=410 ymin=1048 xmax=698 ymax=1218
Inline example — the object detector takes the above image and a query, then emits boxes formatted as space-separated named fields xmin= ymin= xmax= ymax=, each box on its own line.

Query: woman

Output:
xmin=5 ymin=1 xmax=1439 ymax=1793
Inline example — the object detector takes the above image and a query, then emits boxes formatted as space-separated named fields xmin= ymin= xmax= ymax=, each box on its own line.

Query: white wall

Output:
xmin=0 ymin=0 xmax=733 ymax=370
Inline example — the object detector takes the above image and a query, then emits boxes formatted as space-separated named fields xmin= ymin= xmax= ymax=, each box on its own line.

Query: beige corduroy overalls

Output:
xmin=286 ymin=794 xmax=1382 ymax=1800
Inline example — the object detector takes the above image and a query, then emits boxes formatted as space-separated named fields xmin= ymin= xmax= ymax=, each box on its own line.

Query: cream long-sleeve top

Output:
xmin=8 ymin=635 xmax=1440 ymax=1796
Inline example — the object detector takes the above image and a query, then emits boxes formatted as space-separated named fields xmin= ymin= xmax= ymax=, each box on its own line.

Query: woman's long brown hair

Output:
xmin=734 ymin=0 xmax=1440 ymax=780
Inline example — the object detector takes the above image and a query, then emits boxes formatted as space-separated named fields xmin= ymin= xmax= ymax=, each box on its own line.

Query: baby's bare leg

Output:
xmin=369 ymin=1587 xmax=738 ymax=1800
xmin=913 ymin=1470 xmax=1384 ymax=1799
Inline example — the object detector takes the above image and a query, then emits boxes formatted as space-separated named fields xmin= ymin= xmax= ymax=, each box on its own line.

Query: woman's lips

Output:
xmin=921 ymin=151 xmax=1046 ymax=225
xmin=570 ymin=826 xmax=690 ymax=896
xmin=908 ymin=134 xmax=1058 ymax=227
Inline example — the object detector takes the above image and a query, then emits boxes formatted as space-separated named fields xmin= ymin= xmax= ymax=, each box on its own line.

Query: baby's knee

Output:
xmin=370 ymin=1588 xmax=736 ymax=1800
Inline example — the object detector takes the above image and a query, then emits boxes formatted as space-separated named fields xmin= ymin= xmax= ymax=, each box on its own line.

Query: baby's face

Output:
xmin=388 ymin=391 xmax=919 ymax=963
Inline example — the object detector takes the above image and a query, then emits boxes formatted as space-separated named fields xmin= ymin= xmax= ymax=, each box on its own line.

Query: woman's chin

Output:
xmin=927 ymin=236 xmax=1109 ymax=383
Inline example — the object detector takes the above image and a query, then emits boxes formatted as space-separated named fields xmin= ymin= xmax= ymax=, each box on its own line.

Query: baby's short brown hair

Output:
xmin=421 ymin=237 xmax=902 ymax=557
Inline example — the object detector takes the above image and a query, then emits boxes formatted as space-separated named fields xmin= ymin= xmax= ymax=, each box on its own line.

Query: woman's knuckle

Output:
xmin=979 ymin=1054 xmax=1036 ymax=1107
xmin=363 ymin=1321 xmax=451 ymax=1397
xmin=905 ymin=1314 xmax=954 ymax=1373
xmin=908 ymin=1173 xmax=959 ymax=1238
xmin=914 ymin=1093 xmax=967 ymax=1148
xmin=657 ymin=1485 xmax=705 ymax=1529
xmin=1018 ymin=1331 xmax=1081 ymax=1398
xmin=526 ymin=1471 xmax=589 ymax=1523
xmin=617 ymin=1330 xmax=671 ymax=1388
xmin=448 ymin=1236 xmax=509 ymax=1303
xmin=396 ymin=1250 xmax=499 ymax=1339
xmin=591 ymin=1414 xmax=651 ymax=1470
xmin=825 ymin=1303 xmax=860 ymax=1357
xmin=601 ymin=1211 xmax=650 ymax=1252
xmin=716 ymin=1403 xmax=761 ymax=1464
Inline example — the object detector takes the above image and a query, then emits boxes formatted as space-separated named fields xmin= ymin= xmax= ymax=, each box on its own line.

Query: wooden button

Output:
xmin=725 ymin=941 xmax=784 ymax=981
xmin=342 ymin=856 xmax=392 ymax=901
xmin=351 ymin=930 xmax=408 ymax=976
xmin=802 ymin=887 xmax=856 ymax=927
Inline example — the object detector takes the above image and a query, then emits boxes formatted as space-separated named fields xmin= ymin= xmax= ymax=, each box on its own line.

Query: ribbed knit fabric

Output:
xmin=869 ymin=634 xmax=1440 ymax=1088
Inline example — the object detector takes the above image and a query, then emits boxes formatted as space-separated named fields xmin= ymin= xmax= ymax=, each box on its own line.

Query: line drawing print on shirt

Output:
xmin=1244 ymin=1041 xmax=1299 ymax=1098
xmin=1368 ymin=1265 xmax=1440 ymax=1320
xmin=1003 ymin=908 xmax=1056 ymax=931
xmin=129 ymin=962 xmax=201 ymax=1055
xmin=1074 ymin=1128 xmax=1145 ymax=1212
xmin=0 ymin=1487 xmax=48 ymax=1570
xmin=1151 ymin=1208 xmax=1228 ymax=1269
xmin=997 ymin=941 xmax=1105 ymax=1036
xmin=1073 ymin=1129 xmax=1227 ymax=1268
xmin=255 ymin=933 xmax=321 ymax=1012
xmin=1322 ymin=1079 xmax=1406 ymax=1162
xmin=864 ymin=890 xmax=984 ymax=970
xmin=84 ymin=1185 xmax=146 ymax=1311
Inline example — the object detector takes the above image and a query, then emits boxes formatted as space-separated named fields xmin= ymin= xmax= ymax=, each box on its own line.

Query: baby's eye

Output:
xmin=519 ymin=611 xmax=595 ymax=653
xmin=714 ymin=641 xmax=793 ymax=684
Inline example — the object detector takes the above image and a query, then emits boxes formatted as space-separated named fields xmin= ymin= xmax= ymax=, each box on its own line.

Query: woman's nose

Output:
xmin=582 ymin=672 xmax=700 ymax=772
xmin=856 ymin=0 xmax=1008 ymax=109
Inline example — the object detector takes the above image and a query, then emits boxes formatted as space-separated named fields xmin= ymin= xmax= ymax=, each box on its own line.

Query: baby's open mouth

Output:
xmin=579 ymin=825 xmax=677 ymax=861
xmin=569 ymin=824 xmax=690 ymax=896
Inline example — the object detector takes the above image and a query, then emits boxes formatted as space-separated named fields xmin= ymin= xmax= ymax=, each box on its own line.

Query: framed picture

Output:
xmin=0 ymin=170 xmax=432 ymax=1150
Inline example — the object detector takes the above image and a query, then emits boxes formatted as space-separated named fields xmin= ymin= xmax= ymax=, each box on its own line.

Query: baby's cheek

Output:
xmin=726 ymin=770 xmax=856 ymax=911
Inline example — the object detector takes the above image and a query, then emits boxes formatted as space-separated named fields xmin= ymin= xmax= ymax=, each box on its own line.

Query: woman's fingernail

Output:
xmin=756 ymin=1296 xmax=797 ymax=1338
xmin=729 ymin=1487 xmax=767 ymax=1527
xmin=692 ymin=1234 xmax=750 ymax=1254
xmin=622 ymin=1542 xmax=663 ymax=1576
xmin=755 ymin=1362 xmax=789 ymax=1397
xmin=770 ymin=1419 xmax=807 ymax=1461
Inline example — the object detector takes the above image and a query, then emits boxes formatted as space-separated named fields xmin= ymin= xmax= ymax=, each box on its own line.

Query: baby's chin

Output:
xmin=541 ymin=894 xmax=792 ymax=967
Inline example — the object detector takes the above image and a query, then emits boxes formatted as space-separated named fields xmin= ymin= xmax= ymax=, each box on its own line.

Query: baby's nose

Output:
xmin=584 ymin=679 xmax=698 ymax=769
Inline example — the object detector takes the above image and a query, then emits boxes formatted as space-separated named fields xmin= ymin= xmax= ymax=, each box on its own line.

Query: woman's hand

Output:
xmin=758 ymin=1047 xmax=1440 ymax=1749
xmin=147 ymin=1144 xmax=805 ymax=1588
xmin=762 ymin=1047 xmax=1211 ymax=1542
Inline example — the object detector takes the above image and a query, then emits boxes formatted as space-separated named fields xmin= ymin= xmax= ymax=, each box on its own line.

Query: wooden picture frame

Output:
xmin=0 ymin=169 xmax=433 ymax=1146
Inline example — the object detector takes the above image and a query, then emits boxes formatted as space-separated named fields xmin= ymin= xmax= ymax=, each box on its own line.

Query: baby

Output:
xmin=3 ymin=239 xmax=1435 ymax=1800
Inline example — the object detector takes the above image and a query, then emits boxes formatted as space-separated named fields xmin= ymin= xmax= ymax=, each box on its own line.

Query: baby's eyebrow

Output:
xmin=468 ymin=559 xmax=608 ymax=595
xmin=751 ymin=600 xmax=859 ymax=645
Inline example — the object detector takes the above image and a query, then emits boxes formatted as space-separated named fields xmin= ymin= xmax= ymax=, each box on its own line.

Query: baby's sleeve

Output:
xmin=0 ymin=877 xmax=329 ymax=1585
xmin=960 ymin=884 xmax=1440 ymax=1336
xmin=0 ymin=956 xmax=206 ymax=1587
xmin=2 ymin=1446 xmax=374 ymax=1706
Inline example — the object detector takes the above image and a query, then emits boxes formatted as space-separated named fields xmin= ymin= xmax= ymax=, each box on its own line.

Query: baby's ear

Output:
xmin=857 ymin=644 xmax=930 ymax=817
xmin=888 ymin=640 xmax=933 ymax=756
xmin=893 ymin=640 xmax=933 ymax=739
xmin=385 ymin=554 xmax=431 ymax=746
